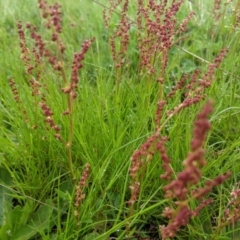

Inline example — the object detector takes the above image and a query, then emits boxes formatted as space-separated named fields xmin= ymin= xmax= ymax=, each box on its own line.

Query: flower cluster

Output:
xmin=234 ymin=6 xmax=240 ymax=28
xmin=62 ymin=38 xmax=95 ymax=101
xmin=128 ymin=132 xmax=159 ymax=206
xmin=16 ymin=18 xmax=62 ymax=137
xmin=167 ymin=47 xmax=228 ymax=117
xmin=175 ymin=11 xmax=195 ymax=35
xmin=220 ymin=182 xmax=240 ymax=226
xmin=27 ymin=22 xmax=61 ymax=72
xmin=167 ymin=74 xmax=189 ymax=99
xmin=9 ymin=78 xmax=20 ymax=104
xmin=17 ymin=21 xmax=33 ymax=75
xmin=34 ymin=1 xmax=65 ymax=69
xmin=157 ymin=136 xmax=173 ymax=181
xmin=103 ymin=0 xmax=122 ymax=28
xmin=154 ymin=100 xmax=167 ymax=128
xmin=213 ymin=0 xmax=222 ymax=22
xmin=128 ymin=99 xmax=168 ymax=212
xmin=136 ymin=0 xmax=189 ymax=76
xmin=38 ymin=0 xmax=65 ymax=52
xmin=74 ymin=163 xmax=91 ymax=223
xmin=39 ymin=102 xmax=61 ymax=140
xmin=104 ymin=0 xmax=194 ymax=79
xmin=160 ymin=102 xmax=231 ymax=239
xmin=109 ymin=0 xmax=131 ymax=68
xmin=163 ymin=102 xmax=213 ymax=200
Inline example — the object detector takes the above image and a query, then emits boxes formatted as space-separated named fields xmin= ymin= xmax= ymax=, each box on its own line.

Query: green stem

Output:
xmin=60 ymin=67 xmax=75 ymax=180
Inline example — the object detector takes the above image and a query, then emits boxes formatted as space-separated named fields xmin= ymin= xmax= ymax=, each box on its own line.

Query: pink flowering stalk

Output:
xmin=160 ymin=101 xmax=231 ymax=239
xmin=210 ymin=182 xmax=240 ymax=238
xmin=127 ymin=44 xmax=227 ymax=219
xmin=14 ymin=0 xmax=94 ymax=180
xmin=74 ymin=163 xmax=91 ymax=226
xmin=104 ymin=0 xmax=195 ymax=88
xmin=213 ymin=0 xmax=222 ymax=22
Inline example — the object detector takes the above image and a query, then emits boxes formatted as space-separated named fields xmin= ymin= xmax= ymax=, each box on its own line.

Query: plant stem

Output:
xmin=60 ymin=67 xmax=75 ymax=180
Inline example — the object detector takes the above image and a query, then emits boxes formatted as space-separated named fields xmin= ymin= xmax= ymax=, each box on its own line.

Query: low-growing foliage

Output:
xmin=1 ymin=0 xmax=240 ymax=239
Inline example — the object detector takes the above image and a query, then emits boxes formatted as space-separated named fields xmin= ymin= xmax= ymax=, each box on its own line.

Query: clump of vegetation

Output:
xmin=1 ymin=0 xmax=240 ymax=239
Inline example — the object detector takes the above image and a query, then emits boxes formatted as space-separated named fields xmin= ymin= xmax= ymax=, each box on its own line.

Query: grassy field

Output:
xmin=1 ymin=0 xmax=240 ymax=239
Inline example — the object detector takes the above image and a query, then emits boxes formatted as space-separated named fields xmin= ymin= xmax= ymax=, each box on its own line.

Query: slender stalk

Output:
xmin=60 ymin=67 xmax=75 ymax=180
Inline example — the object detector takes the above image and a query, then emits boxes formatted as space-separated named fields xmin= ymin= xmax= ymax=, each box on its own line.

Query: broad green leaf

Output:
xmin=11 ymin=199 xmax=57 ymax=240
xmin=57 ymin=179 xmax=74 ymax=208
xmin=0 ymin=167 xmax=12 ymax=227
xmin=20 ymin=201 xmax=34 ymax=226
xmin=82 ymin=232 xmax=100 ymax=240
xmin=11 ymin=205 xmax=23 ymax=232
xmin=0 ymin=223 xmax=12 ymax=240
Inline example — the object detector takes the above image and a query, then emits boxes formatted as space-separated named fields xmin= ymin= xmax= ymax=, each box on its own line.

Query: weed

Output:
xmin=0 ymin=0 xmax=240 ymax=239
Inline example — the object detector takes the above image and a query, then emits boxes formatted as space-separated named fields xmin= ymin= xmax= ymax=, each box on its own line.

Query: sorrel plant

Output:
xmin=13 ymin=0 xmax=94 ymax=180
xmin=1 ymin=0 xmax=240 ymax=239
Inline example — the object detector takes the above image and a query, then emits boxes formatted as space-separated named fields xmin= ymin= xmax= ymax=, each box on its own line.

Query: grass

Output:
xmin=1 ymin=0 xmax=240 ymax=239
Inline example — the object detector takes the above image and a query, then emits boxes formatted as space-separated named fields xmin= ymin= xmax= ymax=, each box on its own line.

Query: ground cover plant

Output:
xmin=1 ymin=0 xmax=240 ymax=239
